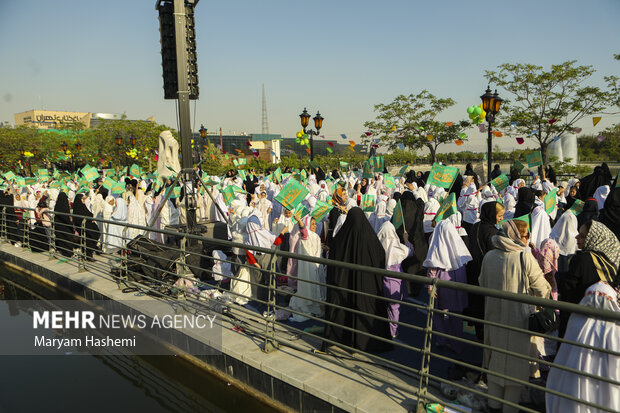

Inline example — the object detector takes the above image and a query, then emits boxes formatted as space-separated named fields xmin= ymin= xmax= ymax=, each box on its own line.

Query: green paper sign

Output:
xmin=273 ymin=167 xmax=282 ymax=182
xmin=384 ymin=174 xmax=395 ymax=189
xmin=434 ymin=193 xmax=457 ymax=223
xmin=490 ymin=174 xmax=509 ymax=192
xmin=104 ymin=169 xmax=116 ymax=177
xmin=129 ymin=164 xmax=141 ymax=178
xmin=38 ymin=169 xmax=50 ymax=177
xmin=293 ymin=202 xmax=310 ymax=221
xmin=392 ymin=199 xmax=404 ymax=230
xmin=24 ymin=177 xmax=36 ymax=185
xmin=16 ymin=177 xmax=26 ymax=187
xmin=82 ymin=166 xmax=99 ymax=182
xmin=339 ymin=161 xmax=349 ymax=169
xmin=544 ymin=188 xmax=558 ymax=214
xmin=4 ymin=172 xmax=16 ymax=181
xmin=526 ymin=151 xmax=543 ymax=168
xmin=426 ymin=163 xmax=459 ymax=190
xmin=311 ymin=200 xmax=333 ymax=222
xmin=398 ymin=165 xmax=408 ymax=176
xmin=102 ymin=177 xmax=116 ymax=190
xmin=274 ymin=178 xmax=309 ymax=211
xmin=170 ymin=186 xmax=181 ymax=199
xmin=111 ymin=182 xmax=126 ymax=195
xmin=568 ymin=199 xmax=584 ymax=216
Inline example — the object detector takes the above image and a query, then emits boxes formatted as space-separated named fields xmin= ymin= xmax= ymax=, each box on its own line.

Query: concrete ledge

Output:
xmin=0 ymin=243 xmax=419 ymax=413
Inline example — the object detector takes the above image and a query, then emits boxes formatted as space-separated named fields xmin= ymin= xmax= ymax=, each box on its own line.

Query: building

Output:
xmin=14 ymin=110 xmax=92 ymax=129
xmin=14 ymin=110 xmax=154 ymax=129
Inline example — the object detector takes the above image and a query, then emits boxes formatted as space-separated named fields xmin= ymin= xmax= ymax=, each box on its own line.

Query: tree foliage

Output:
xmin=363 ymin=90 xmax=469 ymax=163
xmin=484 ymin=61 xmax=610 ymax=163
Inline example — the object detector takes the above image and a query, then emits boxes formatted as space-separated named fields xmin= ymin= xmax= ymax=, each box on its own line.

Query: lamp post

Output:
xmin=299 ymin=108 xmax=324 ymax=161
xmin=115 ymin=134 xmax=123 ymax=172
xmin=480 ymin=86 xmax=502 ymax=181
xmin=198 ymin=124 xmax=207 ymax=162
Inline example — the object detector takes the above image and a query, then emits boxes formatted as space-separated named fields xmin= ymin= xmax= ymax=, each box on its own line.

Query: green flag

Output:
xmin=129 ymin=164 xmax=141 ymax=178
xmin=525 ymin=151 xmax=543 ymax=168
xmin=273 ymin=167 xmax=282 ymax=182
xmin=104 ymin=169 xmax=116 ymax=177
xmin=82 ymin=166 xmax=99 ymax=182
xmin=567 ymin=199 xmax=585 ymax=216
xmin=512 ymin=160 xmax=525 ymax=173
xmin=24 ymin=177 xmax=36 ymax=185
xmin=490 ymin=174 xmax=509 ymax=192
xmin=111 ymin=181 xmax=126 ymax=195
xmin=362 ymin=161 xmax=373 ymax=179
xmin=49 ymin=181 xmax=60 ymax=189
xmin=392 ymin=200 xmax=404 ymax=229
xmin=16 ymin=177 xmax=26 ymax=187
xmin=339 ymin=161 xmax=349 ymax=169
xmin=293 ymin=202 xmax=310 ymax=221
xmin=501 ymin=213 xmax=532 ymax=231
xmin=544 ymin=188 xmax=558 ymax=214
xmin=238 ymin=158 xmax=247 ymax=166
xmin=222 ymin=185 xmax=236 ymax=206
xmin=426 ymin=163 xmax=459 ymax=190
xmin=398 ymin=165 xmax=408 ymax=176
xmin=361 ymin=194 xmax=376 ymax=212
xmin=38 ymin=169 xmax=50 ymax=177
xmin=301 ymin=169 xmax=307 ymax=180
xmin=434 ymin=193 xmax=457 ymax=222
xmin=384 ymin=174 xmax=396 ymax=189
xmin=274 ymin=178 xmax=309 ymax=211
xmin=232 ymin=159 xmax=239 ymax=167
xmin=170 ymin=186 xmax=181 ymax=199
xmin=102 ymin=177 xmax=116 ymax=190
xmin=309 ymin=160 xmax=319 ymax=169
xmin=4 ymin=171 xmax=16 ymax=181
xmin=311 ymin=200 xmax=333 ymax=222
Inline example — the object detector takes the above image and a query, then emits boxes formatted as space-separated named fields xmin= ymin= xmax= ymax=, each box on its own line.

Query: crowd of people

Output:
xmin=0 ymin=160 xmax=618 ymax=412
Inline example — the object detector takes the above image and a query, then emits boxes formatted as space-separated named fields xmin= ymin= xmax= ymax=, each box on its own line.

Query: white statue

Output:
xmin=157 ymin=130 xmax=181 ymax=180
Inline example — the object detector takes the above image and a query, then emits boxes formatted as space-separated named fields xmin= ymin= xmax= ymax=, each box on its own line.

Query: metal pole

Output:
xmin=173 ymin=0 xmax=197 ymax=233
xmin=487 ymin=119 xmax=493 ymax=182
xmin=310 ymin=130 xmax=314 ymax=161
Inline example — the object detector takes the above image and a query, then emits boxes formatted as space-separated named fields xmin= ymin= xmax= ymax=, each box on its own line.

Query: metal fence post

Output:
xmin=118 ymin=227 xmax=129 ymax=285
xmin=0 ymin=207 xmax=6 ymax=242
xmin=77 ymin=219 xmax=87 ymax=272
xmin=417 ymin=281 xmax=437 ymax=412
xmin=23 ymin=217 xmax=30 ymax=250
xmin=263 ymin=251 xmax=279 ymax=353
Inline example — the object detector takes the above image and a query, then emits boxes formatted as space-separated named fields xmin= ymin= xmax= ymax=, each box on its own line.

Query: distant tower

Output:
xmin=261 ymin=84 xmax=269 ymax=134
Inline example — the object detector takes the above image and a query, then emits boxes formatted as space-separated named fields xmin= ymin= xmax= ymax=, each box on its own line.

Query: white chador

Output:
xmin=126 ymin=192 xmax=146 ymax=240
xmin=288 ymin=217 xmax=325 ymax=322
xmin=105 ymin=197 xmax=128 ymax=251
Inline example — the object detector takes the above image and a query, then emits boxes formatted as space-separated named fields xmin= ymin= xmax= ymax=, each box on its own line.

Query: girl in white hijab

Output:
xmin=377 ymin=221 xmax=411 ymax=338
xmin=368 ymin=199 xmax=389 ymax=233
xmin=423 ymin=219 xmax=473 ymax=353
xmin=105 ymin=197 xmax=128 ymax=252
xmin=546 ymin=281 xmax=620 ymax=413
xmin=288 ymin=216 xmax=325 ymax=322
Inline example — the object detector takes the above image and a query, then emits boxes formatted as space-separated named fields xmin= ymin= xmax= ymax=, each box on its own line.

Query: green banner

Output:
xmin=361 ymin=194 xmax=376 ymax=212
xmin=170 ymin=186 xmax=181 ymax=199
xmin=392 ymin=199 xmax=404 ymax=230
xmin=273 ymin=167 xmax=282 ymax=182
xmin=111 ymin=182 xmax=126 ymax=195
xmin=238 ymin=158 xmax=247 ymax=166
xmin=525 ymin=151 xmax=543 ymax=168
xmin=129 ymin=164 xmax=141 ymax=178
xmin=339 ymin=161 xmax=349 ymax=169
xmin=568 ymin=199 xmax=584 ymax=216
xmin=24 ymin=177 xmax=36 ymax=185
xmin=274 ymin=179 xmax=309 ymax=211
xmin=490 ymin=174 xmax=509 ymax=192
xmin=544 ymin=188 xmax=558 ymax=214
xmin=384 ymin=174 xmax=396 ymax=189
xmin=311 ymin=200 xmax=333 ymax=222
xmin=293 ymin=202 xmax=311 ymax=221
xmin=426 ymin=163 xmax=459 ymax=190
xmin=434 ymin=193 xmax=457 ymax=223
xmin=104 ymin=169 xmax=116 ymax=177
xmin=82 ymin=166 xmax=99 ymax=182
xmin=38 ymin=169 xmax=50 ymax=177
xmin=398 ymin=165 xmax=408 ymax=176
xmin=4 ymin=171 xmax=16 ymax=181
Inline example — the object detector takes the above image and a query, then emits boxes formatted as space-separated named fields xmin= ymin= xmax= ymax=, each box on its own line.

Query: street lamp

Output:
xmin=299 ymin=108 xmax=324 ymax=161
xmin=61 ymin=142 xmax=68 ymax=153
xmin=199 ymin=124 xmax=207 ymax=139
xmin=130 ymin=136 xmax=137 ymax=147
xmin=480 ymin=86 xmax=502 ymax=180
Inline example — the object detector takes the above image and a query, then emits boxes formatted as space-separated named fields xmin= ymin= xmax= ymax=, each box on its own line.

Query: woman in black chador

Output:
xmin=324 ymin=208 xmax=392 ymax=353
xmin=53 ymin=191 xmax=75 ymax=257
xmin=73 ymin=193 xmax=101 ymax=260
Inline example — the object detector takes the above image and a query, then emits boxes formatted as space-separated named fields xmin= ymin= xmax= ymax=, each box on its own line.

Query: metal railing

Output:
xmin=1 ymin=204 xmax=618 ymax=413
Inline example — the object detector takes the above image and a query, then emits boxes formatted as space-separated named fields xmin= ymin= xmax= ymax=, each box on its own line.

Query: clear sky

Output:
xmin=1 ymin=0 xmax=618 ymax=153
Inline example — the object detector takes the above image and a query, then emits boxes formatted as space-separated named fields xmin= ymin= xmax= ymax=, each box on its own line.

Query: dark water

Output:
xmin=0 ymin=266 xmax=280 ymax=413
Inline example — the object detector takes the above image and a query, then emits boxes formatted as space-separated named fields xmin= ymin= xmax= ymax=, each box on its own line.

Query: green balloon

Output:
xmin=474 ymin=107 xmax=482 ymax=115
xmin=466 ymin=106 xmax=475 ymax=114
xmin=469 ymin=113 xmax=476 ymax=120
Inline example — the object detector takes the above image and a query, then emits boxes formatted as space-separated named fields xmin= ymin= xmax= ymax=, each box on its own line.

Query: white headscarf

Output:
xmin=386 ymin=199 xmax=397 ymax=217
xmin=246 ymin=215 xmax=276 ymax=249
xmin=593 ymin=185 xmax=610 ymax=211
xmin=549 ymin=210 xmax=578 ymax=256
xmin=377 ymin=221 xmax=410 ymax=268
xmin=423 ymin=220 xmax=472 ymax=271
xmin=447 ymin=211 xmax=467 ymax=237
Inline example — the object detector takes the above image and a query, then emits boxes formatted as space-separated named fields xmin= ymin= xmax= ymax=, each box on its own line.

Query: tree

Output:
xmin=363 ymin=90 xmax=469 ymax=163
xmin=484 ymin=61 xmax=610 ymax=164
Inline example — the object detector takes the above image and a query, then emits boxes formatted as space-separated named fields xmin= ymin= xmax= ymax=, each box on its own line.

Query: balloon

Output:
xmin=474 ymin=107 xmax=482 ymax=115
xmin=469 ymin=113 xmax=476 ymax=120
xmin=466 ymin=106 xmax=475 ymax=114
xmin=480 ymin=110 xmax=486 ymax=120
xmin=296 ymin=132 xmax=303 ymax=138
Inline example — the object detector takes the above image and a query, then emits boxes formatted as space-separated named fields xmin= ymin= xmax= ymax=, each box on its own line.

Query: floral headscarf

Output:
xmin=536 ymin=238 xmax=559 ymax=275
xmin=584 ymin=221 xmax=620 ymax=269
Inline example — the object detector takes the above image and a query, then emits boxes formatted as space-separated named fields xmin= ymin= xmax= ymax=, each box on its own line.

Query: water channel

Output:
xmin=0 ymin=265 xmax=282 ymax=413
